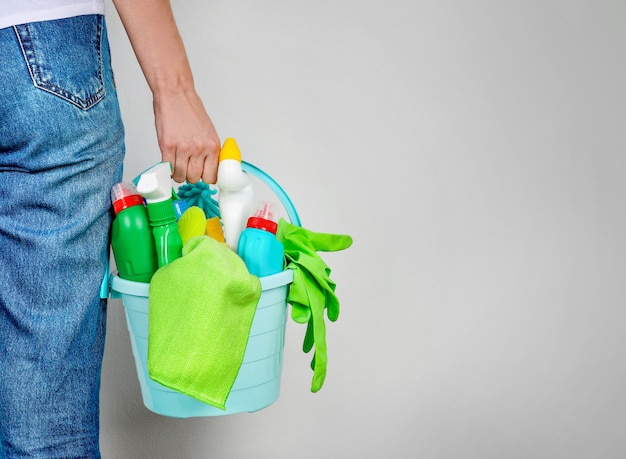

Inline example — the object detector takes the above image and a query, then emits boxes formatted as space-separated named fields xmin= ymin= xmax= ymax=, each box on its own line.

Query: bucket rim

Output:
xmin=110 ymin=269 xmax=293 ymax=297
xmin=110 ymin=274 xmax=150 ymax=296
xmin=260 ymin=269 xmax=293 ymax=290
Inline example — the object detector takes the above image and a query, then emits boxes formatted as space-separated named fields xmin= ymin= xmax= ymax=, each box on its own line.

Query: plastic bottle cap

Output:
xmin=246 ymin=216 xmax=278 ymax=234
xmin=113 ymin=194 xmax=144 ymax=214
xmin=111 ymin=182 xmax=145 ymax=214
xmin=246 ymin=201 xmax=278 ymax=234
xmin=136 ymin=162 xmax=173 ymax=203
xmin=146 ymin=199 xmax=177 ymax=225
xmin=219 ymin=138 xmax=242 ymax=162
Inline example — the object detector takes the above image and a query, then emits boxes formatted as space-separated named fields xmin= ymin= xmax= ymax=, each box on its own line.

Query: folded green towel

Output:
xmin=148 ymin=235 xmax=262 ymax=410
xmin=276 ymin=219 xmax=353 ymax=392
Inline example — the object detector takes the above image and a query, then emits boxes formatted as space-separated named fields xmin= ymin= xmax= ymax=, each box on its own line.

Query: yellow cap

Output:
xmin=219 ymin=138 xmax=241 ymax=162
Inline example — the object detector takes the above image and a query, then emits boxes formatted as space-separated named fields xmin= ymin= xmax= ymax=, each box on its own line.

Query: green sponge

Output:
xmin=178 ymin=206 xmax=207 ymax=245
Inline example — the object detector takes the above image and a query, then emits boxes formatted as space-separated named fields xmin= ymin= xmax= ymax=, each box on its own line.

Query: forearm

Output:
xmin=112 ymin=0 xmax=221 ymax=184
xmin=112 ymin=0 xmax=195 ymax=97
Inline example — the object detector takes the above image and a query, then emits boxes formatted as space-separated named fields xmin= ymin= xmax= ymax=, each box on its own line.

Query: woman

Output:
xmin=0 ymin=0 xmax=220 ymax=456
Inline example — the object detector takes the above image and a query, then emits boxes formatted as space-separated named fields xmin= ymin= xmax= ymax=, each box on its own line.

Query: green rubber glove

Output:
xmin=276 ymin=218 xmax=353 ymax=392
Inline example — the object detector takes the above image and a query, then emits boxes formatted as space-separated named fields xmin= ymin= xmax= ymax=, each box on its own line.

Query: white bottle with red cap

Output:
xmin=237 ymin=201 xmax=284 ymax=277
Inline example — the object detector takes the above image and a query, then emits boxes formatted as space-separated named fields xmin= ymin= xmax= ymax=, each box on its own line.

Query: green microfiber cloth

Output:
xmin=148 ymin=235 xmax=262 ymax=410
xmin=276 ymin=218 xmax=353 ymax=392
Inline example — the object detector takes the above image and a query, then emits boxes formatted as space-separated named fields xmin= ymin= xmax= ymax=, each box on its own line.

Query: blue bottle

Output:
xmin=237 ymin=201 xmax=284 ymax=277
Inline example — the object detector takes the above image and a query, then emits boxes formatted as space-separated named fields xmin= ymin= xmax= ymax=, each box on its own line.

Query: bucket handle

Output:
xmin=241 ymin=161 xmax=301 ymax=227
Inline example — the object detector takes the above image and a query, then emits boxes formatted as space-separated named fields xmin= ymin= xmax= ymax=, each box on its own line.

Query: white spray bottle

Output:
xmin=216 ymin=138 xmax=255 ymax=251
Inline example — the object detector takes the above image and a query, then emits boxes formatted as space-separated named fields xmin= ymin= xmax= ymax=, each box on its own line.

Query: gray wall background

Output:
xmin=101 ymin=1 xmax=626 ymax=457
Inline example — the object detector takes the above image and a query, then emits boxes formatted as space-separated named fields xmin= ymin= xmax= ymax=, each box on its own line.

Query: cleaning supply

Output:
xmin=205 ymin=216 xmax=225 ymax=243
xmin=110 ymin=182 xmax=158 ymax=283
xmin=136 ymin=162 xmax=183 ymax=267
xmin=177 ymin=181 xmax=220 ymax=219
xmin=216 ymin=138 xmax=255 ymax=251
xmin=177 ymin=206 xmax=207 ymax=245
xmin=276 ymin=218 xmax=353 ymax=392
xmin=172 ymin=198 xmax=190 ymax=221
xmin=237 ymin=201 xmax=284 ymax=277
xmin=148 ymin=236 xmax=262 ymax=410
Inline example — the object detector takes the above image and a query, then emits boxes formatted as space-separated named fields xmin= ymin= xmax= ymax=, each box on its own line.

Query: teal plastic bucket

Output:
xmin=110 ymin=270 xmax=292 ymax=417
xmin=108 ymin=162 xmax=300 ymax=417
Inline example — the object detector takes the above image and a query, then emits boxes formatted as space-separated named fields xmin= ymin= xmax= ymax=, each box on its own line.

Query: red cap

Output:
xmin=111 ymin=182 xmax=145 ymax=214
xmin=113 ymin=193 xmax=144 ymax=214
xmin=246 ymin=216 xmax=278 ymax=234
xmin=246 ymin=201 xmax=279 ymax=233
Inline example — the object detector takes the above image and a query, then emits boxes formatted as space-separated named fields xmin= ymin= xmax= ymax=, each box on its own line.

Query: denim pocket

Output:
xmin=14 ymin=15 xmax=105 ymax=111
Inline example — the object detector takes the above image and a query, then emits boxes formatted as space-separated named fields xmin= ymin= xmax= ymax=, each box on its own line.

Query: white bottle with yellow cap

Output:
xmin=216 ymin=138 xmax=255 ymax=250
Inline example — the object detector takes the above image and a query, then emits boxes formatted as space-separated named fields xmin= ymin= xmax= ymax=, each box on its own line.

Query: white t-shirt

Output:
xmin=0 ymin=0 xmax=105 ymax=30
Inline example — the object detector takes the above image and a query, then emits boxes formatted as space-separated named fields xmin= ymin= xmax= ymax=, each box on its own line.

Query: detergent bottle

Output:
xmin=110 ymin=182 xmax=158 ymax=282
xmin=237 ymin=201 xmax=284 ymax=277
xmin=136 ymin=162 xmax=183 ymax=267
xmin=172 ymin=198 xmax=189 ymax=221
xmin=216 ymin=138 xmax=255 ymax=251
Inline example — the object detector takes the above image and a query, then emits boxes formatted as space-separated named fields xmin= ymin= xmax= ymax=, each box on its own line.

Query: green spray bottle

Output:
xmin=136 ymin=162 xmax=183 ymax=267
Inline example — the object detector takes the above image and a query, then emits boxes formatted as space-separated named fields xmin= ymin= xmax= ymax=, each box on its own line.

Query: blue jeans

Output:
xmin=0 ymin=15 xmax=124 ymax=458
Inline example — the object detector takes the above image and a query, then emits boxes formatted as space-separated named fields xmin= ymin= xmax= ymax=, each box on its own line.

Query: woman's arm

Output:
xmin=112 ymin=0 xmax=220 ymax=184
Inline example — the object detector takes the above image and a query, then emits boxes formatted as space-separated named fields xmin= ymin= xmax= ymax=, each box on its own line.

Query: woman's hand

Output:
xmin=154 ymin=88 xmax=220 ymax=184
